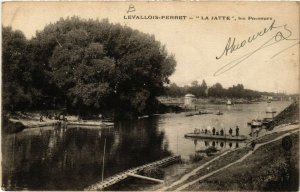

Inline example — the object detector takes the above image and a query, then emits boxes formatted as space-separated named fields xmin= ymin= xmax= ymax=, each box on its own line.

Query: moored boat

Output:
xmin=262 ymin=117 xmax=273 ymax=126
xmin=216 ymin=110 xmax=223 ymax=115
xmin=247 ymin=119 xmax=263 ymax=128
xmin=184 ymin=133 xmax=247 ymax=141
xmin=68 ymin=120 xmax=114 ymax=126
xmin=185 ymin=113 xmax=194 ymax=117
xmin=197 ymin=110 xmax=213 ymax=115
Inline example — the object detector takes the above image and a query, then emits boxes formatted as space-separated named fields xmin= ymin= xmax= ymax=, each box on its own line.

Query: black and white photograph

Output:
xmin=1 ymin=2 xmax=299 ymax=191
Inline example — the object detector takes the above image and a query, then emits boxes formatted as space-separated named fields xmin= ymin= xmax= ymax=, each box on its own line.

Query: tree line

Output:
xmin=164 ymin=81 xmax=281 ymax=99
xmin=2 ymin=17 xmax=176 ymax=118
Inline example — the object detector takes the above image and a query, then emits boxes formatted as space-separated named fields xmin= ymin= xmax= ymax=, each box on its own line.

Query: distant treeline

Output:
xmin=164 ymin=81 xmax=286 ymax=99
xmin=2 ymin=17 xmax=176 ymax=118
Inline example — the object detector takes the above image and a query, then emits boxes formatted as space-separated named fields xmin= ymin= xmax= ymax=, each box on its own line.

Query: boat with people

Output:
xmin=184 ymin=133 xmax=247 ymax=141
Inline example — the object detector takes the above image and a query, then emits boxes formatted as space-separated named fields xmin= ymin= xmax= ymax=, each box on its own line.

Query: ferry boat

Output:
xmin=184 ymin=133 xmax=247 ymax=141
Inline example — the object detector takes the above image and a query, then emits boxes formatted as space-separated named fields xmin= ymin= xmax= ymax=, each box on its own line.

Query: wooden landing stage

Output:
xmin=85 ymin=155 xmax=181 ymax=191
xmin=185 ymin=133 xmax=248 ymax=141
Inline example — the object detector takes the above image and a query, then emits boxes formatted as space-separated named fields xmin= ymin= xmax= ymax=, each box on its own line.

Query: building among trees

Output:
xmin=184 ymin=93 xmax=195 ymax=108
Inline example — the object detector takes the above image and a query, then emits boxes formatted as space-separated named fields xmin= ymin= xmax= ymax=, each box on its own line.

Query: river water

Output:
xmin=2 ymin=101 xmax=291 ymax=190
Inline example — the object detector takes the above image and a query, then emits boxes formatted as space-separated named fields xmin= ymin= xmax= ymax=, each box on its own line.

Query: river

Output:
xmin=1 ymin=101 xmax=291 ymax=190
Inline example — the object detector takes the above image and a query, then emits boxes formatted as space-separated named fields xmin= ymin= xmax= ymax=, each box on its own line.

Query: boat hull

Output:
xmin=184 ymin=133 xmax=247 ymax=141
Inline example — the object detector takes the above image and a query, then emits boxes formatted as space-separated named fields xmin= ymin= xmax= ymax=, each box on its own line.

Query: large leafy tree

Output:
xmin=2 ymin=27 xmax=39 ymax=111
xmin=30 ymin=17 xmax=176 ymax=116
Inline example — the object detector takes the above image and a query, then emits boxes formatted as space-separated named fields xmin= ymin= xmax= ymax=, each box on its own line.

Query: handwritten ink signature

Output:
xmin=214 ymin=20 xmax=300 ymax=76
xmin=127 ymin=4 xmax=136 ymax=14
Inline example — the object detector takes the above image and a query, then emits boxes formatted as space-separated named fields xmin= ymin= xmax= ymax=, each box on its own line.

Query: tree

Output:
xmin=208 ymin=83 xmax=225 ymax=97
xmin=2 ymin=27 xmax=38 ymax=111
xmin=30 ymin=17 xmax=176 ymax=116
xmin=165 ymin=83 xmax=187 ymax=97
xmin=188 ymin=80 xmax=201 ymax=97
xmin=200 ymin=80 xmax=208 ymax=97
xmin=227 ymin=84 xmax=245 ymax=98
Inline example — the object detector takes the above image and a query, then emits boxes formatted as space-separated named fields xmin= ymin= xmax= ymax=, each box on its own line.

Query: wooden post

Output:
xmin=102 ymin=138 xmax=106 ymax=182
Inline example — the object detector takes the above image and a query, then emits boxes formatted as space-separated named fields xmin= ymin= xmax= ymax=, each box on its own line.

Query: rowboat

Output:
xmin=216 ymin=111 xmax=223 ymax=115
xmin=247 ymin=119 xmax=263 ymax=128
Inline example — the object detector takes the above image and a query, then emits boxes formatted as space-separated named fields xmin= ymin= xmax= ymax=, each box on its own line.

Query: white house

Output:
xmin=184 ymin=93 xmax=195 ymax=108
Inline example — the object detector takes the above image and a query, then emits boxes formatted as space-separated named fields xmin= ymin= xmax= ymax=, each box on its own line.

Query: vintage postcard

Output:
xmin=1 ymin=1 xmax=299 ymax=191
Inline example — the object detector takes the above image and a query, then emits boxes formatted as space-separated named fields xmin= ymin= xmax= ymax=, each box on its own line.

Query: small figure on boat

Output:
xmin=205 ymin=128 xmax=208 ymax=134
xmin=229 ymin=128 xmax=233 ymax=136
xmin=205 ymin=141 xmax=209 ymax=146
xmin=216 ymin=130 xmax=219 ymax=135
xmin=212 ymin=127 xmax=216 ymax=135
xmin=236 ymin=126 xmax=239 ymax=136
xmin=220 ymin=128 xmax=224 ymax=136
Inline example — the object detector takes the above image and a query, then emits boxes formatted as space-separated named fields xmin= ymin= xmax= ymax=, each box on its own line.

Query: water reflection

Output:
xmin=2 ymin=117 xmax=171 ymax=190
xmin=189 ymin=138 xmax=245 ymax=152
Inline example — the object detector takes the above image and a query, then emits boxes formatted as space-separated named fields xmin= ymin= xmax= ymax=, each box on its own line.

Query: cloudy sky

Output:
xmin=2 ymin=2 xmax=299 ymax=94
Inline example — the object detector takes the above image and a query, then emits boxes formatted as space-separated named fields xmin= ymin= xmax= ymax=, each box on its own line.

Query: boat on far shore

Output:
xmin=216 ymin=110 xmax=223 ymax=115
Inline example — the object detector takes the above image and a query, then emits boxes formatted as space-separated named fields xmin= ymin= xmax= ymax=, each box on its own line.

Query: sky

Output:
xmin=2 ymin=2 xmax=299 ymax=94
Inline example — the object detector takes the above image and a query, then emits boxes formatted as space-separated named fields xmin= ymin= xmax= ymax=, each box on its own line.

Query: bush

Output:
xmin=189 ymin=153 xmax=206 ymax=162
xmin=141 ymin=167 xmax=165 ymax=180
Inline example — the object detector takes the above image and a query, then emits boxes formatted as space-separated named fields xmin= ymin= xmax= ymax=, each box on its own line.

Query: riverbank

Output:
xmin=158 ymin=96 xmax=270 ymax=106
xmin=2 ymin=111 xmax=114 ymax=134
xmin=116 ymin=102 xmax=299 ymax=191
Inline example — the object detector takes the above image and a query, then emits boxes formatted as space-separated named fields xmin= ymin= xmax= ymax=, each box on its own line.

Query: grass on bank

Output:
xmin=186 ymin=132 xmax=299 ymax=191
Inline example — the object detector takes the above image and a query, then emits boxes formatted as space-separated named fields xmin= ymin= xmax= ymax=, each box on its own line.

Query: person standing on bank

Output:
xmin=220 ymin=128 xmax=224 ymax=136
xmin=229 ymin=128 xmax=233 ymax=136
xmin=236 ymin=126 xmax=239 ymax=136
xmin=212 ymin=127 xmax=216 ymax=135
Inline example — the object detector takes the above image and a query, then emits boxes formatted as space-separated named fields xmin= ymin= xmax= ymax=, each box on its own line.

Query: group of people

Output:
xmin=194 ymin=126 xmax=240 ymax=136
